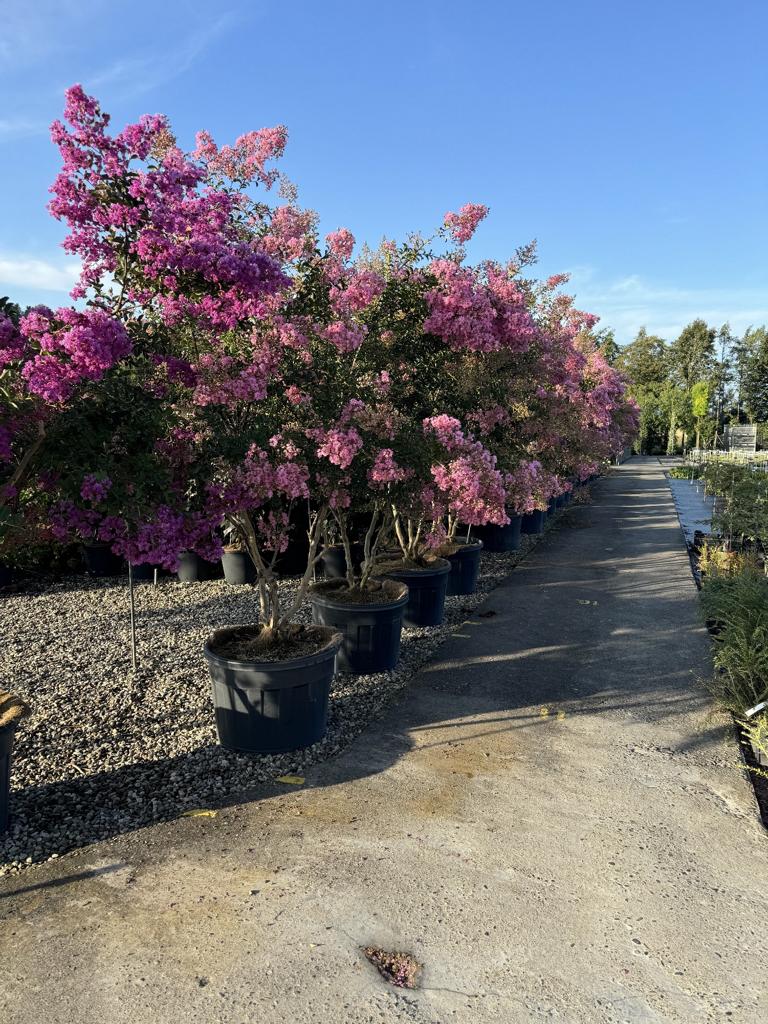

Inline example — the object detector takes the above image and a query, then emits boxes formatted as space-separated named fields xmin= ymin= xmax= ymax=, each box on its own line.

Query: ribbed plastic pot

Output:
xmin=177 ymin=551 xmax=201 ymax=583
xmin=445 ymin=542 xmax=483 ymax=596
xmin=204 ymin=626 xmax=342 ymax=753
xmin=309 ymin=580 xmax=408 ymax=673
xmin=473 ymin=515 xmax=522 ymax=553
xmin=82 ymin=544 xmax=121 ymax=577
xmin=320 ymin=543 xmax=364 ymax=579
xmin=0 ymin=726 xmax=14 ymax=835
xmin=521 ymin=509 xmax=546 ymax=535
xmin=221 ymin=550 xmax=256 ymax=585
xmin=383 ymin=559 xmax=451 ymax=627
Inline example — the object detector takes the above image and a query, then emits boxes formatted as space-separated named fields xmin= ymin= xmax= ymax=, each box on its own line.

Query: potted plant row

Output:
xmin=0 ymin=86 xmax=639 ymax=762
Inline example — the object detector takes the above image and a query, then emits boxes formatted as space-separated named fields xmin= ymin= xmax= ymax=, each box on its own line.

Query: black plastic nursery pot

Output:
xmin=382 ymin=558 xmax=451 ymax=627
xmin=82 ymin=543 xmax=121 ymax=577
xmin=177 ymin=550 xmax=201 ymax=583
xmin=221 ymin=550 xmax=257 ymax=585
xmin=309 ymin=579 xmax=408 ymax=673
xmin=0 ymin=726 xmax=14 ymax=835
xmin=204 ymin=626 xmax=342 ymax=753
xmin=520 ymin=509 xmax=546 ymax=536
xmin=176 ymin=552 xmax=222 ymax=582
xmin=546 ymin=497 xmax=557 ymax=517
xmin=445 ymin=541 xmax=483 ymax=596
xmin=129 ymin=562 xmax=157 ymax=582
xmin=473 ymin=515 xmax=522 ymax=553
xmin=320 ymin=543 xmax=364 ymax=579
xmin=555 ymin=493 xmax=568 ymax=509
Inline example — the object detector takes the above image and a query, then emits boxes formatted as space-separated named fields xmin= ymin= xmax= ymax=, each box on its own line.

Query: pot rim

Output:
xmin=380 ymin=556 xmax=451 ymax=578
xmin=309 ymin=579 xmax=409 ymax=610
xmin=204 ymin=624 xmax=342 ymax=671
xmin=446 ymin=539 xmax=484 ymax=554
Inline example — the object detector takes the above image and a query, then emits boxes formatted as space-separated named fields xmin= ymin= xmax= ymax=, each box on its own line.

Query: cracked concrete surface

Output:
xmin=1 ymin=458 xmax=767 ymax=1023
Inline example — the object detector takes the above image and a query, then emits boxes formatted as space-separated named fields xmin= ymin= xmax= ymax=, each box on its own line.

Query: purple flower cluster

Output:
xmin=19 ymin=306 xmax=131 ymax=402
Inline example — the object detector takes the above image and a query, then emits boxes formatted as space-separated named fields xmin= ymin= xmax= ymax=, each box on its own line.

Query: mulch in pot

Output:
xmin=311 ymin=578 xmax=406 ymax=605
xmin=209 ymin=624 xmax=334 ymax=663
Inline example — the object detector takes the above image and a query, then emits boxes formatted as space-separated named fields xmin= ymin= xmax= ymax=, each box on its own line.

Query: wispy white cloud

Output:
xmin=0 ymin=118 xmax=48 ymax=142
xmin=0 ymin=254 xmax=79 ymax=293
xmin=568 ymin=267 xmax=768 ymax=344
xmin=85 ymin=13 xmax=237 ymax=100
xmin=0 ymin=1 xmax=106 ymax=71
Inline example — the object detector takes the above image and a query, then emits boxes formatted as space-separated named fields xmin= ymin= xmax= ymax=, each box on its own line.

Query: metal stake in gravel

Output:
xmin=128 ymin=564 xmax=138 ymax=671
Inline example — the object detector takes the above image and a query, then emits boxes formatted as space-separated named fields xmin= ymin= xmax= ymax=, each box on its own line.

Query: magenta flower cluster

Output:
xmin=19 ymin=307 xmax=131 ymax=403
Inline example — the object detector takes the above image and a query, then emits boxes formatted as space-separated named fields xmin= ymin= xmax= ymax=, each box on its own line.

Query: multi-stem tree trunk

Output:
xmin=333 ymin=506 xmax=389 ymax=591
xmin=391 ymin=507 xmax=425 ymax=562
xmin=230 ymin=502 xmax=329 ymax=647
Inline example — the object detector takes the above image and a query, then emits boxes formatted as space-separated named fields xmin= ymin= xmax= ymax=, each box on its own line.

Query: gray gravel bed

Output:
xmin=0 ymin=512 xmax=573 ymax=875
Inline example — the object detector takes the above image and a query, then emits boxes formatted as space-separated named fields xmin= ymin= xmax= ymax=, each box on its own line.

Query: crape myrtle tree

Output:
xmin=6 ymin=85 xmax=638 ymax=646
xmin=348 ymin=211 xmax=556 ymax=563
xmin=29 ymin=85 xmax=292 ymax=573
xmin=36 ymin=86 xmax=396 ymax=642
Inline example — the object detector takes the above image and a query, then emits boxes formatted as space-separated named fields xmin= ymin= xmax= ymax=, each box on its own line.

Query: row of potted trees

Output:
xmin=0 ymin=87 xmax=638 ymax=761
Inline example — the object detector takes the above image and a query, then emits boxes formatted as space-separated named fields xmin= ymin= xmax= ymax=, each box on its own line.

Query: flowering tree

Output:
xmin=10 ymin=84 xmax=638 ymax=649
xmin=27 ymin=87 xmax=296 ymax=576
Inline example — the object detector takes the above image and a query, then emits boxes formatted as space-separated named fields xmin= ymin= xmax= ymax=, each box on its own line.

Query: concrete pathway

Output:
xmin=2 ymin=458 xmax=767 ymax=1024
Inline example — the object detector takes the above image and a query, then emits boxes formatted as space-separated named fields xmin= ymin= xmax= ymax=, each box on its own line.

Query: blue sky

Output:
xmin=1 ymin=0 xmax=766 ymax=344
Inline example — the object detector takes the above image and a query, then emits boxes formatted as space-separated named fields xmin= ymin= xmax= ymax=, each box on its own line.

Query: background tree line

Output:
xmin=592 ymin=320 xmax=768 ymax=454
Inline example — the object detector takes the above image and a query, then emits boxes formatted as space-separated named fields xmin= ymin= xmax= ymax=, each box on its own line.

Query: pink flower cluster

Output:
xmin=193 ymin=125 xmax=288 ymax=187
xmin=443 ymin=203 xmax=489 ymax=244
xmin=261 ymin=205 xmax=317 ymax=262
xmin=191 ymin=340 xmax=282 ymax=407
xmin=330 ymin=269 xmax=385 ymax=316
xmin=325 ymin=228 xmax=355 ymax=261
xmin=0 ymin=315 xmax=25 ymax=368
xmin=205 ymin=446 xmax=310 ymax=537
xmin=322 ymin=321 xmax=366 ymax=354
xmin=368 ymin=448 xmax=412 ymax=486
xmin=503 ymin=461 xmax=560 ymax=514
xmin=424 ymin=259 xmax=537 ymax=354
xmin=424 ymin=418 xmax=508 ymax=527
xmin=422 ymin=414 xmax=466 ymax=450
xmin=315 ymin=427 xmax=363 ymax=470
